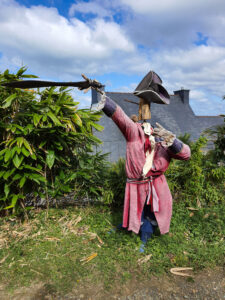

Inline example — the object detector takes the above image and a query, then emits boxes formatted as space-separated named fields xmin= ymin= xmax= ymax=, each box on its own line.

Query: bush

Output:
xmin=166 ymin=135 xmax=225 ymax=206
xmin=108 ymin=158 xmax=126 ymax=208
xmin=204 ymin=118 xmax=225 ymax=164
xmin=0 ymin=67 xmax=108 ymax=213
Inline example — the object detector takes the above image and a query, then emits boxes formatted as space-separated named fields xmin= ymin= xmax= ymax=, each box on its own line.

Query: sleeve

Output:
xmin=102 ymin=96 xmax=137 ymax=141
xmin=167 ymin=138 xmax=191 ymax=161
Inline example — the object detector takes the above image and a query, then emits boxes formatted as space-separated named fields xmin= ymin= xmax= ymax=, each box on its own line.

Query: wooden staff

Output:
xmin=124 ymin=98 xmax=151 ymax=121
xmin=138 ymin=98 xmax=151 ymax=120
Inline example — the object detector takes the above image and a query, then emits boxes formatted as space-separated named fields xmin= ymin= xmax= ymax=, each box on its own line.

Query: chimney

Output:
xmin=91 ymin=86 xmax=105 ymax=105
xmin=174 ymin=88 xmax=190 ymax=105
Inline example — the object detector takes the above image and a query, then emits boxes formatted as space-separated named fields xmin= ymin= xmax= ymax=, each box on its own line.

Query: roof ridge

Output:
xmin=106 ymin=91 xmax=175 ymax=96
xmin=106 ymin=91 xmax=132 ymax=94
xmin=196 ymin=116 xmax=223 ymax=118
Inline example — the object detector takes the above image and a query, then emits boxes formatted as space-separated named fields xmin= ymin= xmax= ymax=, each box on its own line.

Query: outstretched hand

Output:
xmin=153 ymin=122 xmax=176 ymax=146
xmin=91 ymin=91 xmax=106 ymax=112
xmin=79 ymin=74 xmax=104 ymax=94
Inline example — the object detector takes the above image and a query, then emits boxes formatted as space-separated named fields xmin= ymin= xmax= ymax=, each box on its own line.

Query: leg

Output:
xmin=140 ymin=208 xmax=154 ymax=243
xmin=139 ymin=204 xmax=157 ymax=252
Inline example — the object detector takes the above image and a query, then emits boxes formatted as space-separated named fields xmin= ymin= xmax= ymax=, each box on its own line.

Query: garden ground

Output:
xmin=0 ymin=204 xmax=224 ymax=299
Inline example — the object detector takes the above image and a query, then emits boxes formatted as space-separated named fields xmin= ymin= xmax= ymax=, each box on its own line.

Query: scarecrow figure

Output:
xmin=94 ymin=71 xmax=191 ymax=251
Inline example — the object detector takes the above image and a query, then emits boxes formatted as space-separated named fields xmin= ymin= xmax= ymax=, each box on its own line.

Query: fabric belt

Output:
xmin=126 ymin=177 xmax=152 ymax=184
xmin=126 ymin=176 xmax=160 ymax=212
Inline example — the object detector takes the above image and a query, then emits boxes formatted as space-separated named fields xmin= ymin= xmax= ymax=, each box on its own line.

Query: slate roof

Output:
xmin=92 ymin=89 xmax=224 ymax=162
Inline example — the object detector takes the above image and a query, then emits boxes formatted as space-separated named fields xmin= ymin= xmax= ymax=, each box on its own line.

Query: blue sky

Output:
xmin=0 ymin=0 xmax=225 ymax=116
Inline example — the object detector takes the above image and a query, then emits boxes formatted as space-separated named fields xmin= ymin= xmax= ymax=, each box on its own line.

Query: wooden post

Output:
xmin=138 ymin=98 xmax=151 ymax=120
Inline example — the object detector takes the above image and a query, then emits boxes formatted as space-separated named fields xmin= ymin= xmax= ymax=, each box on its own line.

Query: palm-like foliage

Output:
xmin=0 ymin=67 xmax=107 ymax=213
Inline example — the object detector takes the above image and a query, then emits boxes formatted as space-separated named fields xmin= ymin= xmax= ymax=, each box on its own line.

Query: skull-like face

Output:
xmin=142 ymin=122 xmax=153 ymax=136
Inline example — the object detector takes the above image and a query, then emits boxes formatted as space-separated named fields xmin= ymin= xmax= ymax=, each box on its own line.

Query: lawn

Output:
xmin=0 ymin=202 xmax=224 ymax=297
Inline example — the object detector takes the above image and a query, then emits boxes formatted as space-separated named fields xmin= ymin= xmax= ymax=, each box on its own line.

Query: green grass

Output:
xmin=0 ymin=202 xmax=224 ymax=296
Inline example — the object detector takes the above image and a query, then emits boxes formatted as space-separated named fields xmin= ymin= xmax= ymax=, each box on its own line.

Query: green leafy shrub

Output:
xmin=108 ymin=158 xmax=126 ymax=208
xmin=0 ymin=67 xmax=108 ymax=213
xmin=204 ymin=118 xmax=225 ymax=164
xmin=166 ymin=135 xmax=225 ymax=206
xmin=177 ymin=132 xmax=192 ymax=146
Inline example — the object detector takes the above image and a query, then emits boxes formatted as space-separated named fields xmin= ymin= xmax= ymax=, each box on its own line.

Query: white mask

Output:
xmin=142 ymin=122 xmax=152 ymax=136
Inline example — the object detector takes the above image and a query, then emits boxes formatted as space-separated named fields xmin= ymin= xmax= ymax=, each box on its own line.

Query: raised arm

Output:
xmin=101 ymin=94 xmax=137 ymax=141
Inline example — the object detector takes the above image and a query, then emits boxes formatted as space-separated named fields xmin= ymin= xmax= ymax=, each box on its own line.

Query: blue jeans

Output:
xmin=140 ymin=204 xmax=157 ymax=243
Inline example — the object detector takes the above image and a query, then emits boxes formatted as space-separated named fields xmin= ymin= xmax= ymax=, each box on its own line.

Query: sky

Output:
xmin=0 ymin=0 xmax=225 ymax=115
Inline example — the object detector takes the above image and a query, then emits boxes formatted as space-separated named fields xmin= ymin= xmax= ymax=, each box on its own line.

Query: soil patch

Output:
xmin=0 ymin=267 xmax=224 ymax=300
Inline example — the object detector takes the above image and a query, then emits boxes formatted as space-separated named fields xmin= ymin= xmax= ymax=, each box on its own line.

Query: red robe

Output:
xmin=111 ymin=105 xmax=191 ymax=234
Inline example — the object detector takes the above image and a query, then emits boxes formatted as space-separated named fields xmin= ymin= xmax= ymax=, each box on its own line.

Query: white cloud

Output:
xmin=69 ymin=2 xmax=110 ymax=18
xmin=190 ymin=90 xmax=209 ymax=103
xmin=121 ymin=0 xmax=225 ymax=15
xmin=148 ymin=46 xmax=225 ymax=99
xmin=189 ymin=90 xmax=225 ymax=116
xmin=112 ymin=44 xmax=225 ymax=115
xmin=113 ymin=82 xmax=137 ymax=93
xmin=121 ymin=0 xmax=225 ymax=49
xmin=0 ymin=0 xmax=134 ymax=77
xmin=0 ymin=0 xmax=225 ymax=116
xmin=69 ymin=0 xmax=125 ymax=19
